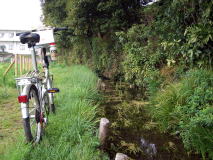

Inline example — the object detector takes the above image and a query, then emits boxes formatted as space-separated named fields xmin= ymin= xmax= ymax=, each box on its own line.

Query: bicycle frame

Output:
xmin=16 ymin=45 xmax=51 ymax=119
xmin=31 ymin=46 xmax=39 ymax=72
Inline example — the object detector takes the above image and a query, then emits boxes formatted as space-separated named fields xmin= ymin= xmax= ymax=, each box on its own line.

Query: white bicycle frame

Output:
xmin=15 ymin=27 xmax=65 ymax=142
xmin=16 ymin=45 xmax=53 ymax=120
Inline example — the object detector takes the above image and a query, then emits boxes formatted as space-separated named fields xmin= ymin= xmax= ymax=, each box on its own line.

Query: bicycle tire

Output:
xmin=23 ymin=85 xmax=42 ymax=143
xmin=43 ymin=91 xmax=50 ymax=116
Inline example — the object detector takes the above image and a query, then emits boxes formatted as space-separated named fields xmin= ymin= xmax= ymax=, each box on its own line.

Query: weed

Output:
xmin=150 ymin=69 xmax=213 ymax=159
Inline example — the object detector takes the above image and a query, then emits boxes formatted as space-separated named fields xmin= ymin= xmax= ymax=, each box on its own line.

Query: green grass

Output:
xmin=0 ymin=63 xmax=16 ymax=88
xmin=150 ymin=69 xmax=213 ymax=159
xmin=2 ymin=64 xmax=108 ymax=160
xmin=0 ymin=88 xmax=22 ymax=157
xmin=0 ymin=63 xmax=22 ymax=158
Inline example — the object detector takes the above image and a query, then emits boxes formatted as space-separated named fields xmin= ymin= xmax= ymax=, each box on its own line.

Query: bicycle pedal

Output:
xmin=47 ymin=88 xmax=60 ymax=93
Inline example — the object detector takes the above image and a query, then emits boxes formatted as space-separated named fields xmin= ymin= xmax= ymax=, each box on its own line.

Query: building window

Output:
xmin=9 ymin=44 xmax=14 ymax=50
xmin=0 ymin=33 xmax=4 ymax=38
xmin=20 ymin=45 xmax=25 ymax=50
xmin=0 ymin=45 xmax=6 ymax=52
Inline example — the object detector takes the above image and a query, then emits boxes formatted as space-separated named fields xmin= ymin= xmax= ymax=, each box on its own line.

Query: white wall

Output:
xmin=0 ymin=30 xmax=31 ymax=55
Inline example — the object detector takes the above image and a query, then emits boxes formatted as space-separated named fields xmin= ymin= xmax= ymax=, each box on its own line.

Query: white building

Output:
xmin=0 ymin=28 xmax=56 ymax=62
xmin=0 ymin=29 xmax=31 ymax=55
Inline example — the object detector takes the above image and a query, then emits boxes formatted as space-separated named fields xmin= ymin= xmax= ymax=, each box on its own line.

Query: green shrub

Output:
xmin=144 ymin=70 xmax=164 ymax=98
xmin=150 ymin=69 xmax=213 ymax=159
xmin=117 ymin=24 xmax=166 ymax=87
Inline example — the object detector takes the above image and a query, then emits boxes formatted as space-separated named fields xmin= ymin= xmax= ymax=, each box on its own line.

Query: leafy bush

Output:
xmin=150 ymin=69 xmax=213 ymax=159
xmin=117 ymin=24 xmax=166 ymax=87
xmin=43 ymin=0 xmax=213 ymax=83
xmin=183 ymin=22 xmax=213 ymax=67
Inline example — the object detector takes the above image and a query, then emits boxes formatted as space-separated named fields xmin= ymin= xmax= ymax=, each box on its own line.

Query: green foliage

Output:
xmin=117 ymin=24 xmax=165 ymax=86
xmin=44 ymin=0 xmax=212 ymax=80
xmin=150 ymin=69 xmax=213 ymax=159
xmin=56 ymin=34 xmax=122 ymax=78
xmin=144 ymin=70 xmax=164 ymax=97
xmin=183 ymin=22 xmax=213 ymax=67
xmin=91 ymin=37 xmax=120 ymax=72
xmin=67 ymin=37 xmax=92 ymax=65
xmin=43 ymin=0 xmax=67 ymax=26
xmin=42 ymin=0 xmax=141 ymax=73
xmin=43 ymin=0 xmax=141 ymax=36
xmin=43 ymin=0 xmax=213 ymax=71
xmin=158 ymin=0 xmax=213 ymax=68
xmin=180 ymin=107 xmax=213 ymax=159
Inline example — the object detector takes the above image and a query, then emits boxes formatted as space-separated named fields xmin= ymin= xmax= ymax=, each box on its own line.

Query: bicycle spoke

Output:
xmin=30 ymin=119 xmax=36 ymax=126
xmin=29 ymin=108 xmax=36 ymax=114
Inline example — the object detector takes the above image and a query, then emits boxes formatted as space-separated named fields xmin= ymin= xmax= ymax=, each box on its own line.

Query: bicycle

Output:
xmin=15 ymin=27 xmax=66 ymax=143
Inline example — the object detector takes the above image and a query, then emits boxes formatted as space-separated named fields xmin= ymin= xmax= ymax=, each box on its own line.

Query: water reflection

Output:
xmin=100 ymin=80 xmax=201 ymax=160
xmin=141 ymin=137 xmax=157 ymax=160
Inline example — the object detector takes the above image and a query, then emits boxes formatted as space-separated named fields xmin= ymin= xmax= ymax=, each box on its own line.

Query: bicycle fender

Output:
xmin=20 ymin=84 xmax=35 ymax=119
xmin=22 ymin=84 xmax=34 ymax=96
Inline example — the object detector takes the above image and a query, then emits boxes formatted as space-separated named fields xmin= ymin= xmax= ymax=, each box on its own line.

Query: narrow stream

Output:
xmin=99 ymin=80 xmax=201 ymax=160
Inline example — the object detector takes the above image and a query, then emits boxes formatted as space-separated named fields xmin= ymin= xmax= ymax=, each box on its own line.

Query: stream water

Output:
xmin=99 ymin=80 xmax=201 ymax=160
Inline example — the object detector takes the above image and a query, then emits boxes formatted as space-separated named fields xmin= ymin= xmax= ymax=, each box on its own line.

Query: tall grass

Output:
xmin=0 ymin=63 xmax=16 ymax=99
xmin=0 ymin=63 xmax=21 ymax=159
xmin=0 ymin=63 xmax=15 ymax=88
xmin=2 ymin=65 xmax=108 ymax=160
xmin=150 ymin=69 xmax=213 ymax=159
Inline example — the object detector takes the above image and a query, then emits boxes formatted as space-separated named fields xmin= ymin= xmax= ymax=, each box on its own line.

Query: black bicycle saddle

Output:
xmin=20 ymin=32 xmax=40 ymax=45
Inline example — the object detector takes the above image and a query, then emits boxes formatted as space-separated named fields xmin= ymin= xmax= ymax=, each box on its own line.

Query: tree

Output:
xmin=43 ymin=0 xmax=141 ymax=37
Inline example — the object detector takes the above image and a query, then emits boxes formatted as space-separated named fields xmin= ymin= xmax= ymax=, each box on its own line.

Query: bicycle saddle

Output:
xmin=20 ymin=32 xmax=40 ymax=45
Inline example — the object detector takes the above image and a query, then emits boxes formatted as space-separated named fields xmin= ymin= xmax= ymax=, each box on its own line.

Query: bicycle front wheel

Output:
xmin=23 ymin=85 xmax=42 ymax=143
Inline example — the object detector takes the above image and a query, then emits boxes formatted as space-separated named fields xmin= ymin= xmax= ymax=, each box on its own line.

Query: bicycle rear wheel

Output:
xmin=23 ymin=85 xmax=42 ymax=143
xmin=43 ymin=92 xmax=50 ymax=117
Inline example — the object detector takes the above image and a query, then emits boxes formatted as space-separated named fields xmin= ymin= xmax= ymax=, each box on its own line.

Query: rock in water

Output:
xmin=115 ymin=153 xmax=129 ymax=160
xmin=99 ymin=118 xmax=110 ymax=146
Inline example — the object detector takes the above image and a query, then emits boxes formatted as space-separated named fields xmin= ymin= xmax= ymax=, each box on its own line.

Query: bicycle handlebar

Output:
xmin=16 ymin=27 xmax=68 ymax=36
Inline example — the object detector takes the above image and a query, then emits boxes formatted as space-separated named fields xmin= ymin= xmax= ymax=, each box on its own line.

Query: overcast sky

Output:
xmin=0 ymin=0 xmax=43 ymax=30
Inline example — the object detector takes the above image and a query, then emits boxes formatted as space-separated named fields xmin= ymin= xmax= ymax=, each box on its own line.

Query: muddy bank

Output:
xmin=98 ymin=80 xmax=201 ymax=160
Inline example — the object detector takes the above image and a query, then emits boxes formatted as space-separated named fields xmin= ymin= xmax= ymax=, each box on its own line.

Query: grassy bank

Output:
xmin=2 ymin=65 xmax=107 ymax=160
xmin=0 ymin=63 xmax=21 ymax=157
xmin=149 ymin=69 xmax=213 ymax=159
